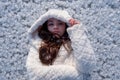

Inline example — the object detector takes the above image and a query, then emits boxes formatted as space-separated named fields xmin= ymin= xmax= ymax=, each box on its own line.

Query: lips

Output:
xmin=53 ymin=31 xmax=59 ymax=34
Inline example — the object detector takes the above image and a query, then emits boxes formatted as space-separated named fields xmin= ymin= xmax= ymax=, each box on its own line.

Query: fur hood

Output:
xmin=28 ymin=9 xmax=72 ymax=41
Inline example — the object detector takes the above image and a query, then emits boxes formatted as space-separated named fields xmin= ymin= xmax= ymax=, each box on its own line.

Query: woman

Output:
xmin=26 ymin=9 xmax=96 ymax=80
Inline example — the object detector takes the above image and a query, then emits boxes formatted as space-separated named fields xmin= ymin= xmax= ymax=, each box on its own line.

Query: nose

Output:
xmin=53 ymin=24 xmax=58 ymax=29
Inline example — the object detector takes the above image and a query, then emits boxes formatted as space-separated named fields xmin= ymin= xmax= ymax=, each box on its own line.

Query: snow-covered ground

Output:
xmin=0 ymin=0 xmax=120 ymax=80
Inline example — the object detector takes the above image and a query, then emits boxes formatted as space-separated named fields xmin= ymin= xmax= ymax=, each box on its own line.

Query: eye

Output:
xmin=47 ymin=22 xmax=54 ymax=26
xmin=58 ymin=22 xmax=64 ymax=25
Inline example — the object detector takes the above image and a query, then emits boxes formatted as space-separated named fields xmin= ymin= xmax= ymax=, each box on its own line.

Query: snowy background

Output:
xmin=0 ymin=0 xmax=120 ymax=80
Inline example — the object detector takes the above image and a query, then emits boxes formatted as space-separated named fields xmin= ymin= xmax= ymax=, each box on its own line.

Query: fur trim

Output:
xmin=28 ymin=9 xmax=72 ymax=40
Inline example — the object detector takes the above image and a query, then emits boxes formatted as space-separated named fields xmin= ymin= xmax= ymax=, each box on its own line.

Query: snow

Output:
xmin=0 ymin=0 xmax=120 ymax=80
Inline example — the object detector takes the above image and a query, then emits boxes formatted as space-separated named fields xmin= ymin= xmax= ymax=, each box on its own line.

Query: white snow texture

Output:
xmin=0 ymin=0 xmax=120 ymax=80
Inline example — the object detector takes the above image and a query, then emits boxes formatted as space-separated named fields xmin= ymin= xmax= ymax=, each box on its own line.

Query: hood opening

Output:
xmin=28 ymin=9 xmax=72 ymax=41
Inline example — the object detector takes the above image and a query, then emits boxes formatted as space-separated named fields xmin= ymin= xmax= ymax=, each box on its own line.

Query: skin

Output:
xmin=47 ymin=18 xmax=66 ymax=37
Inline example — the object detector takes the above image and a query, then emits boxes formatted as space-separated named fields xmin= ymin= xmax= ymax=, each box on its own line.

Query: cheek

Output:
xmin=48 ymin=27 xmax=53 ymax=32
xmin=60 ymin=27 xmax=66 ymax=33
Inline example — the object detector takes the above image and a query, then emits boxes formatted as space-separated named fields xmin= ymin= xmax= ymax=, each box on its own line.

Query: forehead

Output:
xmin=47 ymin=18 xmax=63 ymax=22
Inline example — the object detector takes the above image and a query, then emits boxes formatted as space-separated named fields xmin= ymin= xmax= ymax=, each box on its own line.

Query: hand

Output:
xmin=69 ymin=18 xmax=80 ymax=26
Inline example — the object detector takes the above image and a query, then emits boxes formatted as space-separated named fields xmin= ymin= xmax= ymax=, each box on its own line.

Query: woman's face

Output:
xmin=47 ymin=18 xmax=66 ymax=36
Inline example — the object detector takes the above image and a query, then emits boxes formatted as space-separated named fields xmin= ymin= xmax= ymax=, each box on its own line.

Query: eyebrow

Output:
xmin=58 ymin=20 xmax=63 ymax=22
xmin=47 ymin=20 xmax=53 ymax=23
xmin=47 ymin=20 xmax=54 ymax=24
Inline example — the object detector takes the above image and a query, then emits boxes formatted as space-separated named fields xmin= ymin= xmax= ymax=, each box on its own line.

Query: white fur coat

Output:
xmin=26 ymin=9 xmax=96 ymax=80
xmin=26 ymin=24 xmax=96 ymax=80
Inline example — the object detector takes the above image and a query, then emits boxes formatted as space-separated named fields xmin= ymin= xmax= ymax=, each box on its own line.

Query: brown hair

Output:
xmin=38 ymin=21 xmax=72 ymax=65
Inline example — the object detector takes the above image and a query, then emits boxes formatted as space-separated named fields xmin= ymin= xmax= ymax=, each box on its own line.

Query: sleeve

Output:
xmin=67 ymin=24 xmax=97 ymax=79
xmin=26 ymin=40 xmax=83 ymax=80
